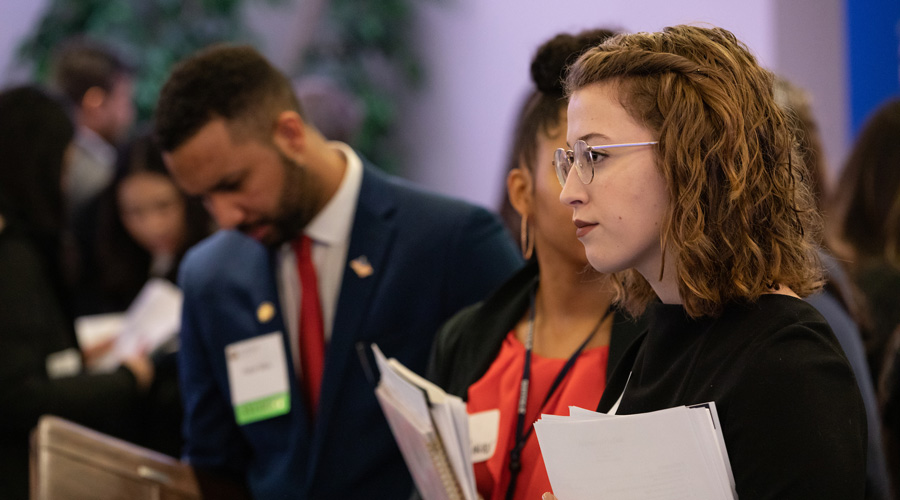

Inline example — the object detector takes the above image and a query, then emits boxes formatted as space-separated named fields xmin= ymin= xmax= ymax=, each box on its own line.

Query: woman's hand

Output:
xmin=122 ymin=354 xmax=155 ymax=391
xmin=542 ymin=493 xmax=558 ymax=500
xmin=82 ymin=337 xmax=115 ymax=368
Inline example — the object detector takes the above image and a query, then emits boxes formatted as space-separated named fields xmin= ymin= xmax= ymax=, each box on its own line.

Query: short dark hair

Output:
xmin=154 ymin=44 xmax=302 ymax=152
xmin=51 ymin=37 xmax=134 ymax=104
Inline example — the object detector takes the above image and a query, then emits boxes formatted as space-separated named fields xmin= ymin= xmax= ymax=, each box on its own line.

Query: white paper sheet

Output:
xmin=80 ymin=278 xmax=183 ymax=373
xmin=534 ymin=404 xmax=736 ymax=500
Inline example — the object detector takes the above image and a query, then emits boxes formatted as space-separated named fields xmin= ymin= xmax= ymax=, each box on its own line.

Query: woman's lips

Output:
xmin=573 ymin=219 xmax=597 ymax=238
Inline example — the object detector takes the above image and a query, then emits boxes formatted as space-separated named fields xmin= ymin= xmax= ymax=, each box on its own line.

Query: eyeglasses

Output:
xmin=554 ymin=140 xmax=658 ymax=187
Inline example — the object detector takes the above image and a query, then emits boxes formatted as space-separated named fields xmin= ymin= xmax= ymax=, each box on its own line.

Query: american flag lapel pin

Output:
xmin=349 ymin=256 xmax=374 ymax=278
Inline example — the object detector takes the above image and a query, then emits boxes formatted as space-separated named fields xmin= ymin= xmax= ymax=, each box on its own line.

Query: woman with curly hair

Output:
xmin=554 ymin=25 xmax=866 ymax=498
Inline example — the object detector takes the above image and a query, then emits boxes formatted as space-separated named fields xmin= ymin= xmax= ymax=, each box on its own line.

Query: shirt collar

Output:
xmin=75 ymin=126 xmax=116 ymax=166
xmin=303 ymin=141 xmax=363 ymax=246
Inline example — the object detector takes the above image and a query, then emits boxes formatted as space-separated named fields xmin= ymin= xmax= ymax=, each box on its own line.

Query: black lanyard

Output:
xmin=505 ymin=291 xmax=611 ymax=500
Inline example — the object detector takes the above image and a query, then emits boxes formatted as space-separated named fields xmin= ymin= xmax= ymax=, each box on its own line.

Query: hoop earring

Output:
xmin=520 ymin=215 xmax=534 ymax=260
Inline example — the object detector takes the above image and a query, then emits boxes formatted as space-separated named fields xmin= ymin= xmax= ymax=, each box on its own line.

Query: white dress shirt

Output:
xmin=66 ymin=126 xmax=117 ymax=215
xmin=276 ymin=142 xmax=363 ymax=374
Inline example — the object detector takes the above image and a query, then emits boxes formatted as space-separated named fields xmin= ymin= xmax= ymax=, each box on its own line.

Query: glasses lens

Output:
xmin=573 ymin=140 xmax=594 ymax=184
xmin=554 ymin=148 xmax=571 ymax=187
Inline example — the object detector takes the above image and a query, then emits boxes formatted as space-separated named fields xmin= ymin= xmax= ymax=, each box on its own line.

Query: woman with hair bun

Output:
xmin=553 ymin=25 xmax=866 ymax=498
xmin=428 ymin=28 xmax=646 ymax=500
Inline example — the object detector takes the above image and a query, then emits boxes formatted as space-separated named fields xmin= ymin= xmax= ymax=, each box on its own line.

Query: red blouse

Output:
xmin=466 ymin=330 xmax=609 ymax=500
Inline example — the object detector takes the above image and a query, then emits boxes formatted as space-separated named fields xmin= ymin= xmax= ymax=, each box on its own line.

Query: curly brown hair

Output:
xmin=565 ymin=25 xmax=823 ymax=317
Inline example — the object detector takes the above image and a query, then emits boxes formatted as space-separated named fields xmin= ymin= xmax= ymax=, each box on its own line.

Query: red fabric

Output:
xmin=293 ymin=235 xmax=325 ymax=415
xmin=466 ymin=330 xmax=609 ymax=500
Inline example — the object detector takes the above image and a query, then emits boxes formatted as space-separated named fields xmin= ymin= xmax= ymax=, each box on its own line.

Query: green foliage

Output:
xmin=18 ymin=0 xmax=430 ymax=172
xmin=17 ymin=0 xmax=262 ymax=124
xmin=301 ymin=0 xmax=431 ymax=171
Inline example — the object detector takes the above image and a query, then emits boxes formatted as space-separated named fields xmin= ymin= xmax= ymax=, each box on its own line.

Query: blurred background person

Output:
xmin=830 ymin=97 xmax=900 ymax=496
xmin=428 ymin=29 xmax=646 ymax=500
xmin=71 ymin=131 xmax=213 ymax=316
xmin=50 ymin=36 xmax=136 ymax=219
xmin=775 ymin=76 xmax=892 ymax=500
xmin=68 ymin=131 xmax=215 ymax=458
xmin=0 ymin=85 xmax=153 ymax=500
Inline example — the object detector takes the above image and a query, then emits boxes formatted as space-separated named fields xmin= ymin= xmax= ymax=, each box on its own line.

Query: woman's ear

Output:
xmin=507 ymin=164 xmax=534 ymax=218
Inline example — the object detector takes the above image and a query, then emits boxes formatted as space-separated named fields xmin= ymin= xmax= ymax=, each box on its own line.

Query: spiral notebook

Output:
xmin=371 ymin=344 xmax=477 ymax=500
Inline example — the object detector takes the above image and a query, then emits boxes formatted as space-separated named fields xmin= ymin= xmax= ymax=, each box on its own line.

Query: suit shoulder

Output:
xmin=179 ymin=230 xmax=269 ymax=285
xmin=184 ymin=230 xmax=264 ymax=260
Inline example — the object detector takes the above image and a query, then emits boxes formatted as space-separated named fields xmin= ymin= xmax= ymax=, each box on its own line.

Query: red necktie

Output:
xmin=293 ymin=235 xmax=325 ymax=415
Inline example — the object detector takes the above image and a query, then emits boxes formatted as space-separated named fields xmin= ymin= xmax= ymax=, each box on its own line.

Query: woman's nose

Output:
xmin=559 ymin=168 xmax=587 ymax=207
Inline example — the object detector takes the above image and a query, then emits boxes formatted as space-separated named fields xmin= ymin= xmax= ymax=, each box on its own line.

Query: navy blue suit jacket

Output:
xmin=177 ymin=166 xmax=522 ymax=499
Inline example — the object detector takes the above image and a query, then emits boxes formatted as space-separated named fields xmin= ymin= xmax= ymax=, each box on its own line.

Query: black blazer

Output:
xmin=428 ymin=259 xmax=647 ymax=399
xmin=0 ymin=213 xmax=143 ymax=499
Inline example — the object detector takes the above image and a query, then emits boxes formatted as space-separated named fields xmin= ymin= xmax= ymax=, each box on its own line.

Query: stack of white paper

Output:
xmin=372 ymin=344 xmax=476 ymax=500
xmin=534 ymin=403 xmax=737 ymax=500
xmin=75 ymin=278 xmax=183 ymax=373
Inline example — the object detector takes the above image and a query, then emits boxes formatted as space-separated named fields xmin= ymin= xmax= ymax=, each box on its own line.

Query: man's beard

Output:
xmin=239 ymin=152 xmax=322 ymax=248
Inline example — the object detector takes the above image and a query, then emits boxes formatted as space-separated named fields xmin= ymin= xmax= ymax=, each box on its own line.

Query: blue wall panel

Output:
xmin=846 ymin=0 xmax=900 ymax=137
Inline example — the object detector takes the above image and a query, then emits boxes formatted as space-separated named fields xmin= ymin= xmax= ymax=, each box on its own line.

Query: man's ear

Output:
xmin=81 ymin=86 xmax=107 ymax=111
xmin=507 ymin=164 xmax=534 ymax=218
xmin=272 ymin=111 xmax=307 ymax=156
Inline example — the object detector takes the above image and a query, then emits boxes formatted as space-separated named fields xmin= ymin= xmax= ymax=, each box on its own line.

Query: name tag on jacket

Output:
xmin=469 ymin=409 xmax=500 ymax=463
xmin=225 ymin=332 xmax=291 ymax=425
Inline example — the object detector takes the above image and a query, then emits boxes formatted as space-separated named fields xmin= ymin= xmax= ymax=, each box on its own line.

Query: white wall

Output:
xmin=398 ymin=0 xmax=780 ymax=208
xmin=0 ymin=1 xmax=48 ymax=85
xmin=0 ymin=0 xmax=846 ymax=209
xmin=774 ymin=0 xmax=848 ymax=178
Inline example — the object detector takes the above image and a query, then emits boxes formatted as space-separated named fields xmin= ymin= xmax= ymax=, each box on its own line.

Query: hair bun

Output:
xmin=530 ymin=29 xmax=617 ymax=95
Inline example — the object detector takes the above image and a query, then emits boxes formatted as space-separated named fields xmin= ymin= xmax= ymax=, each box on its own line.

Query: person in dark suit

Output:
xmin=50 ymin=37 xmax=136 ymax=218
xmin=153 ymin=45 xmax=522 ymax=499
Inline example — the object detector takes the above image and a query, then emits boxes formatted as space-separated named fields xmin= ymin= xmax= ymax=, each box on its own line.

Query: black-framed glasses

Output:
xmin=554 ymin=140 xmax=658 ymax=187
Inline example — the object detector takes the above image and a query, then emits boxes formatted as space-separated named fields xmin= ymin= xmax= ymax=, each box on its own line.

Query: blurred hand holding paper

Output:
xmin=534 ymin=403 xmax=737 ymax=500
xmin=75 ymin=278 xmax=183 ymax=373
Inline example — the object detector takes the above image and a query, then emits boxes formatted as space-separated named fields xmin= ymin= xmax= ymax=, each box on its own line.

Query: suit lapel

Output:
xmin=305 ymin=167 xmax=397 ymax=480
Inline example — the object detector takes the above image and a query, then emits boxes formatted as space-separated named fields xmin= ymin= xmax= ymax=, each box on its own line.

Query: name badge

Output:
xmin=469 ymin=409 xmax=500 ymax=463
xmin=46 ymin=348 xmax=82 ymax=379
xmin=225 ymin=332 xmax=291 ymax=425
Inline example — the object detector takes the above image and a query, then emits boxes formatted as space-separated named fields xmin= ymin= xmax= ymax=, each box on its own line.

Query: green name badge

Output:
xmin=225 ymin=332 xmax=292 ymax=425
xmin=234 ymin=392 xmax=290 ymax=425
